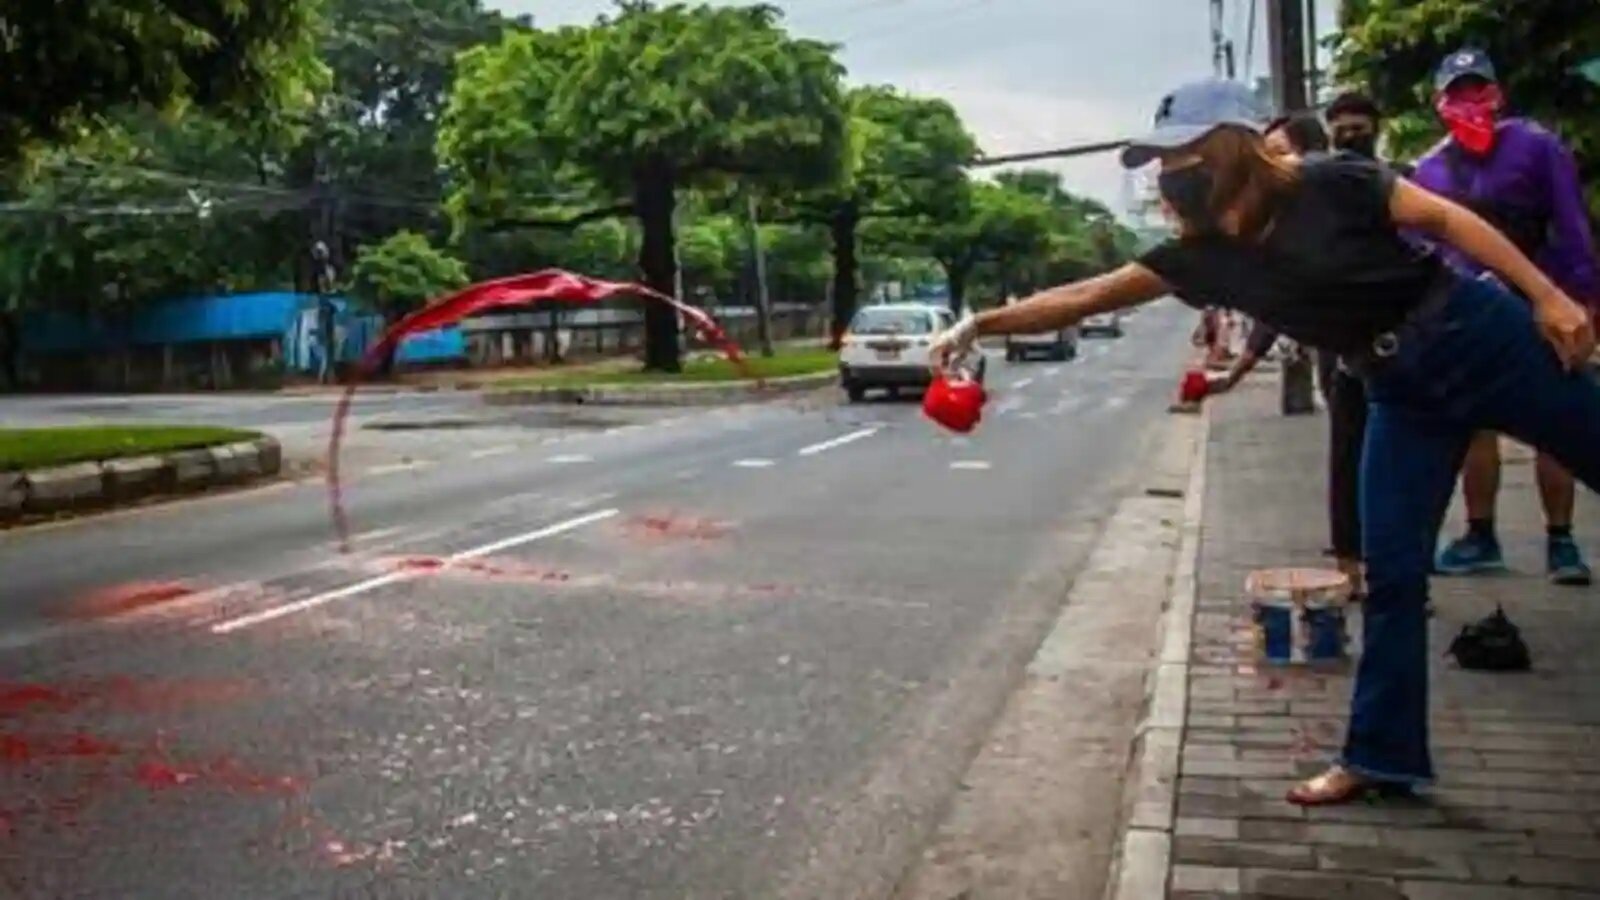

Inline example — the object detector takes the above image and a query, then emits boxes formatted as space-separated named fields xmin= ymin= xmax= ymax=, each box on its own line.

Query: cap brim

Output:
xmin=1119 ymin=121 xmax=1260 ymax=168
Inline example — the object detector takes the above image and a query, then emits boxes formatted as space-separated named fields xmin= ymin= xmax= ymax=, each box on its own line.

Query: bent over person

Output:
xmin=930 ymin=79 xmax=1600 ymax=804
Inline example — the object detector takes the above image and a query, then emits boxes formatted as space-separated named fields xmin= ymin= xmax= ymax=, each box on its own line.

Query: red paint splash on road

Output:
xmin=385 ymin=555 xmax=573 ymax=583
xmin=327 ymin=269 xmax=753 ymax=551
xmin=0 ymin=683 xmax=79 ymax=718
xmin=623 ymin=513 xmax=730 ymax=541
xmin=61 ymin=581 xmax=195 ymax=620
xmin=0 ymin=732 xmax=121 ymax=764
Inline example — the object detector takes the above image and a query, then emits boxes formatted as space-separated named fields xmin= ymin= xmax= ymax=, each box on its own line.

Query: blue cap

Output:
xmin=1121 ymin=79 xmax=1269 ymax=168
xmin=1435 ymin=48 xmax=1497 ymax=91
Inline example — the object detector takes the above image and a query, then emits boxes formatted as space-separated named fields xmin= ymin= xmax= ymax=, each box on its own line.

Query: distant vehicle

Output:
xmin=838 ymin=304 xmax=984 ymax=402
xmin=1081 ymin=311 xmax=1125 ymax=338
xmin=1005 ymin=325 xmax=1078 ymax=362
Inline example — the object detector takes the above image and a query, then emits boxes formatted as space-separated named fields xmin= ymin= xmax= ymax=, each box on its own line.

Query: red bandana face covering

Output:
xmin=1436 ymin=83 xmax=1502 ymax=155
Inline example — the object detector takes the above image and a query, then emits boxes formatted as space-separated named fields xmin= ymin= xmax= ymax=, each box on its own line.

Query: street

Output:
xmin=0 ymin=303 xmax=1191 ymax=899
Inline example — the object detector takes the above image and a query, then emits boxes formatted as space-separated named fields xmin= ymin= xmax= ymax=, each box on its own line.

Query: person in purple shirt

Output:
xmin=1413 ymin=49 xmax=1600 ymax=586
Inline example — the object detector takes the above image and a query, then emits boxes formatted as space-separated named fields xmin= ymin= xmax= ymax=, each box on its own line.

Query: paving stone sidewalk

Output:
xmin=1167 ymin=378 xmax=1600 ymax=899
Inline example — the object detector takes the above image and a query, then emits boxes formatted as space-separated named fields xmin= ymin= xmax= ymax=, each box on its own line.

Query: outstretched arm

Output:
xmin=1390 ymin=178 xmax=1595 ymax=369
xmin=931 ymin=263 xmax=1169 ymax=369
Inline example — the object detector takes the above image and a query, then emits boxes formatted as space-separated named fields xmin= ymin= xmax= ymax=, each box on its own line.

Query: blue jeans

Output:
xmin=1341 ymin=275 xmax=1600 ymax=784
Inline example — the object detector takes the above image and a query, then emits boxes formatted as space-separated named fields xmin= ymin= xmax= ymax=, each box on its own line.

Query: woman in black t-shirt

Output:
xmin=931 ymin=79 xmax=1599 ymax=806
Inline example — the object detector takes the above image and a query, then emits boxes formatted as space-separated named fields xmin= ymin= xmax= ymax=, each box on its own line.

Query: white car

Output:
xmin=838 ymin=304 xmax=985 ymax=402
xmin=1081 ymin=311 xmax=1125 ymax=338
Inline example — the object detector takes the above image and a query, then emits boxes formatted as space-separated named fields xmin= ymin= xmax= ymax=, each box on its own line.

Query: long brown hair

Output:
xmin=1190 ymin=126 xmax=1301 ymax=241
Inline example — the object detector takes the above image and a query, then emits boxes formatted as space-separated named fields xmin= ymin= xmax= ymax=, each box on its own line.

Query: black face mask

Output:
xmin=1334 ymin=132 xmax=1378 ymax=159
xmin=1159 ymin=167 xmax=1216 ymax=232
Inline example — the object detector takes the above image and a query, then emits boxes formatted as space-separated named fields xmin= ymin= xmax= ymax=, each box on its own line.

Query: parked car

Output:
xmin=1081 ymin=311 xmax=1125 ymax=338
xmin=1005 ymin=325 xmax=1079 ymax=362
xmin=838 ymin=304 xmax=984 ymax=402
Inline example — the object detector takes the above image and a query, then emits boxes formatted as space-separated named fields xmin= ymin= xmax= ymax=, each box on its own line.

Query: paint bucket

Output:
xmin=1246 ymin=568 xmax=1351 ymax=666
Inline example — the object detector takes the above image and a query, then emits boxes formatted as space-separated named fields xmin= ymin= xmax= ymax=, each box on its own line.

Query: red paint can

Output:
xmin=923 ymin=372 xmax=987 ymax=434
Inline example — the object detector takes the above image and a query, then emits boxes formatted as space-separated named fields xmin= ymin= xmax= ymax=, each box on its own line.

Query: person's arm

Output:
xmin=1213 ymin=323 xmax=1277 ymax=391
xmin=1389 ymin=177 xmax=1596 ymax=369
xmin=931 ymin=263 xmax=1169 ymax=368
xmin=1542 ymin=135 xmax=1600 ymax=306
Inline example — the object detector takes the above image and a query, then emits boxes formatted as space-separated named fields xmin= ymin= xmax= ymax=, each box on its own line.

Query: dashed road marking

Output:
xmin=1013 ymin=377 xmax=1036 ymax=389
xmin=950 ymin=461 xmax=992 ymax=471
xmin=548 ymin=454 xmax=593 ymax=464
xmin=211 ymin=508 xmax=621 ymax=634
xmin=734 ymin=459 xmax=776 ymax=468
xmin=469 ymin=445 xmax=516 ymax=460
xmin=365 ymin=460 xmax=434 ymax=477
xmin=797 ymin=427 xmax=879 ymax=457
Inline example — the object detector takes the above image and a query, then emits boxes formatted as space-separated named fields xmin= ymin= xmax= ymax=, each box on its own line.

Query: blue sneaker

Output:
xmin=1548 ymin=536 xmax=1593 ymax=586
xmin=1436 ymin=531 xmax=1508 ymax=575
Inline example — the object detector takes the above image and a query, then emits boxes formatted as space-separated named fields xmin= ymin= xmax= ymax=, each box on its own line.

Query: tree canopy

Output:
xmin=440 ymin=3 xmax=849 ymax=370
xmin=348 ymin=231 xmax=470 ymax=319
xmin=0 ymin=0 xmax=325 ymax=165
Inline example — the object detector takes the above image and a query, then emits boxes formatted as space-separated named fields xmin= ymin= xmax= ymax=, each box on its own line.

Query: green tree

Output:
xmin=0 ymin=0 xmax=324 ymax=164
xmin=440 ymin=3 xmax=849 ymax=371
xmin=1335 ymin=0 xmax=1600 ymax=216
xmin=306 ymin=0 xmax=519 ymax=252
xmin=880 ymin=181 xmax=1054 ymax=314
xmin=348 ymin=230 xmax=469 ymax=319
xmin=776 ymin=86 xmax=975 ymax=344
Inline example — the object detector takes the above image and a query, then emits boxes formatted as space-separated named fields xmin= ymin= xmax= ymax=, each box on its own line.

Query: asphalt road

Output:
xmin=0 ymin=303 xmax=1193 ymax=899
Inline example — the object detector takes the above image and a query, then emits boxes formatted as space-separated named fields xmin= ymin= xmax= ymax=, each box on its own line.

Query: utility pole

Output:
xmin=1305 ymin=0 xmax=1320 ymax=105
xmin=1266 ymin=0 xmax=1316 ymax=415
xmin=745 ymin=193 xmax=774 ymax=358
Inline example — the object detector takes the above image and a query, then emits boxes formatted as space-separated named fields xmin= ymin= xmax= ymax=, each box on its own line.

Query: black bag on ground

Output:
xmin=1446 ymin=605 xmax=1531 ymax=672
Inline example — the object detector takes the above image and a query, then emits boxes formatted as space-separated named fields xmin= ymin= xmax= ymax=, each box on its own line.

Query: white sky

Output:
xmin=484 ymin=1 xmax=1342 ymax=216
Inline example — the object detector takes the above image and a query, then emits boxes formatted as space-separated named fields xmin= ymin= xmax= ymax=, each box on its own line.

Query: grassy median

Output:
xmin=499 ymin=346 xmax=839 ymax=389
xmin=0 ymin=426 xmax=260 ymax=471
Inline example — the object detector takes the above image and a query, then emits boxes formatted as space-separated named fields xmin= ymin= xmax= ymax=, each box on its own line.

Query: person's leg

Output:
xmin=1327 ymin=368 xmax=1367 ymax=593
xmin=1436 ymin=432 xmax=1508 ymax=574
xmin=1292 ymin=398 xmax=1469 ymax=803
xmin=1535 ymin=453 xmax=1591 ymax=585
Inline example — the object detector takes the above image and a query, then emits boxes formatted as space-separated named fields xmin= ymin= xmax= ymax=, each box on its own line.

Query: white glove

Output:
xmin=929 ymin=313 xmax=979 ymax=374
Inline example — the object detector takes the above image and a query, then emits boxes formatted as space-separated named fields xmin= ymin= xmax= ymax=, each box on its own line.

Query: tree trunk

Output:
xmin=634 ymin=164 xmax=681 ymax=372
xmin=0 ymin=309 xmax=19 ymax=390
xmin=946 ymin=263 xmax=969 ymax=317
xmin=828 ymin=204 xmax=859 ymax=349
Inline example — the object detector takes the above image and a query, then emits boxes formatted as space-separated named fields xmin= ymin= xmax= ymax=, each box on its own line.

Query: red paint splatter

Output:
xmin=61 ymin=581 xmax=194 ymax=620
xmin=623 ymin=513 xmax=730 ymax=541
xmin=0 ymin=732 xmax=121 ymax=764
xmin=327 ymin=269 xmax=752 ymax=551
xmin=382 ymin=556 xmax=574 ymax=584
xmin=0 ymin=683 xmax=80 ymax=718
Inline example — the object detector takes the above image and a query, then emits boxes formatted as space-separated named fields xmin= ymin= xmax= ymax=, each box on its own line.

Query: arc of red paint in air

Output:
xmin=327 ymin=270 xmax=753 ymax=550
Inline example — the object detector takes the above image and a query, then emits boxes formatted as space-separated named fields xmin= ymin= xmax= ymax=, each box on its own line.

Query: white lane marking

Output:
xmin=1018 ymin=412 xmax=1038 ymax=420
xmin=992 ymin=397 xmax=1025 ymax=416
xmin=365 ymin=460 xmax=434 ymax=477
xmin=797 ymin=427 xmax=879 ymax=457
xmin=211 ymin=508 xmax=620 ymax=634
xmin=548 ymin=454 xmax=593 ymax=464
xmin=1043 ymin=368 xmax=1061 ymax=378
xmin=1012 ymin=377 xmax=1036 ymax=389
xmin=950 ymin=461 xmax=992 ymax=471
xmin=470 ymin=445 xmax=516 ymax=460
xmin=1104 ymin=395 xmax=1130 ymax=411
xmin=734 ymin=459 xmax=776 ymax=468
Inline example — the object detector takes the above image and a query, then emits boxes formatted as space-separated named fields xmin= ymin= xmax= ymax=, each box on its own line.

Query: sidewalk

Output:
xmin=1121 ymin=376 xmax=1600 ymax=899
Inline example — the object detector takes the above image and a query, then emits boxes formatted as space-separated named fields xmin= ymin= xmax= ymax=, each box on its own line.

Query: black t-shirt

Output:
xmin=1138 ymin=155 xmax=1444 ymax=356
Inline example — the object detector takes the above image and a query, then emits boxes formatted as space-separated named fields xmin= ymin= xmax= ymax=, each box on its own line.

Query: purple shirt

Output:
xmin=1412 ymin=118 xmax=1599 ymax=307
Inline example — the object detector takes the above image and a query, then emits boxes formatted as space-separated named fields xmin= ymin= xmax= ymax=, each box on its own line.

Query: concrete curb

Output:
xmin=483 ymin=370 xmax=837 ymax=407
xmin=1 ymin=436 xmax=282 ymax=523
xmin=1104 ymin=404 xmax=1210 ymax=900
